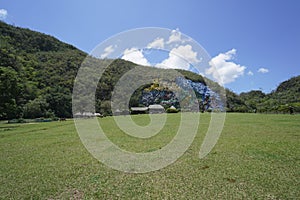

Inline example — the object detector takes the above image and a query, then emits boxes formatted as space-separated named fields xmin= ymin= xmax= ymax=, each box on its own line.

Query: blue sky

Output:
xmin=1 ymin=0 xmax=299 ymax=93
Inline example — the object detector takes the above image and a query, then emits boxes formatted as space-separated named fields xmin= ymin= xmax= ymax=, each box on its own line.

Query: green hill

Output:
xmin=272 ymin=76 xmax=300 ymax=104
xmin=0 ymin=21 xmax=86 ymax=119
xmin=0 ymin=21 xmax=299 ymax=119
xmin=0 ymin=22 xmax=211 ymax=119
xmin=236 ymin=76 xmax=300 ymax=113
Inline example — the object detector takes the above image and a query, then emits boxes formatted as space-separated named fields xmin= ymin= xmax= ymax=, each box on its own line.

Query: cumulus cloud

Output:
xmin=206 ymin=49 xmax=246 ymax=85
xmin=258 ymin=68 xmax=269 ymax=73
xmin=121 ymin=48 xmax=150 ymax=66
xmin=147 ymin=37 xmax=165 ymax=49
xmin=155 ymin=53 xmax=190 ymax=70
xmin=167 ymin=28 xmax=183 ymax=44
xmin=0 ymin=9 xmax=8 ymax=20
xmin=155 ymin=45 xmax=200 ymax=70
xmin=247 ymin=70 xmax=254 ymax=76
xmin=100 ymin=45 xmax=115 ymax=59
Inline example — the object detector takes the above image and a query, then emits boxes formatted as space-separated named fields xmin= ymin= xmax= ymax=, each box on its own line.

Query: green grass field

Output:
xmin=0 ymin=113 xmax=299 ymax=199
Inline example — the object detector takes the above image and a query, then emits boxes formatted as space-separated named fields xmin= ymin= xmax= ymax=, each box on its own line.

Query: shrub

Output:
xmin=8 ymin=118 xmax=27 ymax=123
xmin=166 ymin=107 xmax=179 ymax=113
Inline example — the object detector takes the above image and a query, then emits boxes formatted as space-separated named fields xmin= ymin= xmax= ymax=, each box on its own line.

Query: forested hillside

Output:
xmin=0 ymin=21 xmax=299 ymax=119
xmin=0 ymin=22 xmax=214 ymax=119
xmin=237 ymin=76 xmax=300 ymax=113
xmin=0 ymin=21 xmax=86 ymax=119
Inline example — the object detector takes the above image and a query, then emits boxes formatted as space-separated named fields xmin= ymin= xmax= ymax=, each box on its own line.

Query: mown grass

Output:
xmin=0 ymin=113 xmax=299 ymax=199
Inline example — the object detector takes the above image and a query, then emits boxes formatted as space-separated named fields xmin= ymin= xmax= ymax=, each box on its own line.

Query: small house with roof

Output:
xmin=130 ymin=107 xmax=149 ymax=115
xmin=148 ymin=104 xmax=165 ymax=114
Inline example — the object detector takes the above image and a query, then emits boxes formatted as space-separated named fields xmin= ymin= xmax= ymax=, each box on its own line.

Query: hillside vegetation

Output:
xmin=0 ymin=21 xmax=86 ymax=119
xmin=237 ymin=76 xmax=300 ymax=113
xmin=0 ymin=22 xmax=299 ymax=119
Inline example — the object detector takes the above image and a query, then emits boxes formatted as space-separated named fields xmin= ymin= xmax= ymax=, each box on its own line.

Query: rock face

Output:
xmin=139 ymin=77 xmax=225 ymax=112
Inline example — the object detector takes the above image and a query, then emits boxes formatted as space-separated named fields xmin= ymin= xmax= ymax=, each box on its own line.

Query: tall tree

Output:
xmin=0 ymin=66 xmax=23 ymax=119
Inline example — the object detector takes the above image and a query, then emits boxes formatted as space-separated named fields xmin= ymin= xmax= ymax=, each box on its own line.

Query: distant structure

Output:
xmin=73 ymin=112 xmax=103 ymax=118
xmin=130 ymin=107 xmax=148 ymax=115
xmin=148 ymin=104 xmax=165 ymax=114
xmin=130 ymin=105 xmax=166 ymax=114
xmin=169 ymin=105 xmax=176 ymax=110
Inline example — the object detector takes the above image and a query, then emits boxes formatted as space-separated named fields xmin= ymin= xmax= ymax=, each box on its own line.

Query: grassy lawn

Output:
xmin=0 ymin=113 xmax=299 ymax=199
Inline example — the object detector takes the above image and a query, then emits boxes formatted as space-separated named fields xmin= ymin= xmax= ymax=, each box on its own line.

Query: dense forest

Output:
xmin=226 ymin=76 xmax=300 ymax=113
xmin=0 ymin=21 xmax=299 ymax=120
xmin=0 ymin=21 xmax=86 ymax=119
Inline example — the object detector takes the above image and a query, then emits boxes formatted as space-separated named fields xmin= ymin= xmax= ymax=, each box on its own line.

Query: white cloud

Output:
xmin=147 ymin=37 xmax=165 ymax=49
xmin=167 ymin=28 xmax=183 ymax=44
xmin=155 ymin=54 xmax=190 ymax=70
xmin=206 ymin=49 xmax=246 ymax=85
xmin=100 ymin=45 xmax=115 ymax=59
xmin=247 ymin=70 xmax=254 ymax=76
xmin=0 ymin=9 xmax=8 ymax=20
xmin=258 ymin=68 xmax=269 ymax=73
xmin=121 ymin=48 xmax=150 ymax=66
xmin=155 ymin=45 xmax=200 ymax=70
